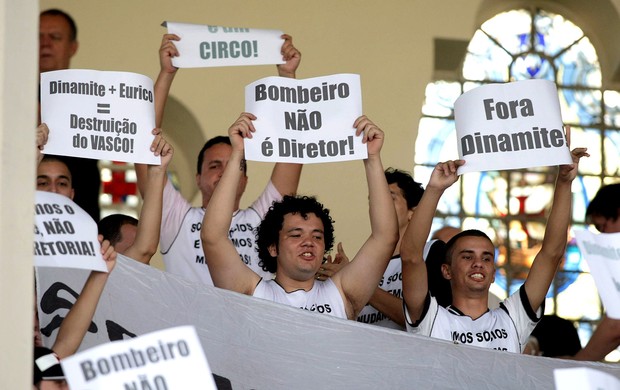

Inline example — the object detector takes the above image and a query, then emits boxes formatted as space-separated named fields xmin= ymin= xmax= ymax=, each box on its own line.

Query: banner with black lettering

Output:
xmin=454 ymin=79 xmax=572 ymax=174
xmin=40 ymin=69 xmax=159 ymax=164
xmin=36 ymin=257 xmax=620 ymax=389
xmin=165 ymin=21 xmax=284 ymax=68
xmin=575 ymin=230 xmax=620 ymax=319
xmin=61 ymin=326 xmax=216 ymax=390
xmin=244 ymin=74 xmax=366 ymax=164
xmin=34 ymin=191 xmax=106 ymax=272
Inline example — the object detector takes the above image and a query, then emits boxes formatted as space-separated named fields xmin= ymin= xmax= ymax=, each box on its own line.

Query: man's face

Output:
xmin=196 ymin=143 xmax=247 ymax=206
xmin=269 ymin=213 xmax=326 ymax=281
xmin=39 ymin=14 xmax=78 ymax=73
xmin=442 ymin=236 xmax=496 ymax=294
xmin=37 ymin=160 xmax=74 ymax=199
xmin=388 ymin=183 xmax=413 ymax=232
xmin=115 ymin=223 xmax=137 ymax=255
xmin=589 ymin=214 xmax=620 ymax=233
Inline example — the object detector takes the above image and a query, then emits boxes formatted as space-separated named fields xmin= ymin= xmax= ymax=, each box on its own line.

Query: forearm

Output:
xmin=540 ymin=178 xmax=572 ymax=258
xmin=271 ymin=163 xmax=302 ymax=196
xmin=365 ymin=155 xmax=397 ymax=243
xmin=154 ymin=71 xmax=176 ymax=128
xmin=368 ymin=288 xmax=405 ymax=328
xmin=201 ymin=150 xmax=245 ymax=245
xmin=401 ymin=188 xmax=443 ymax=322
xmin=134 ymin=163 xmax=149 ymax=197
xmin=52 ymin=272 xmax=108 ymax=358
xmin=400 ymin=187 xmax=443 ymax=264
xmin=127 ymin=167 xmax=166 ymax=263
xmin=574 ymin=316 xmax=620 ymax=361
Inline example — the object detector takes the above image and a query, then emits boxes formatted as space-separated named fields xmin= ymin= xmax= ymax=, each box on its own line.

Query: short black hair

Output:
xmin=39 ymin=155 xmax=73 ymax=185
xmin=98 ymin=214 xmax=138 ymax=247
xmin=257 ymin=195 xmax=335 ymax=273
xmin=40 ymin=9 xmax=78 ymax=41
xmin=384 ymin=167 xmax=424 ymax=209
xmin=444 ymin=229 xmax=494 ymax=265
xmin=530 ymin=315 xmax=582 ymax=357
xmin=586 ymin=183 xmax=620 ymax=221
xmin=196 ymin=136 xmax=248 ymax=175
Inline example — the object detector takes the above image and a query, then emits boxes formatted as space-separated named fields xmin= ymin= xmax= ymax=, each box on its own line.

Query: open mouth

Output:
xmin=470 ymin=272 xmax=484 ymax=281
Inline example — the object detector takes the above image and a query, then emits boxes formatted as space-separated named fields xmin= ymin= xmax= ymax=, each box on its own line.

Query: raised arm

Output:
xmin=124 ymin=130 xmax=173 ymax=264
xmin=51 ymin=236 xmax=116 ymax=359
xmin=155 ymin=33 xmax=180 ymax=128
xmin=201 ymin=113 xmax=261 ymax=294
xmin=331 ymin=116 xmax=398 ymax=319
xmin=271 ymin=34 xmax=303 ymax=196
xmin=136 ymin=34 xmax=179 ymax=196
xmin=401 ymin=160 xmax=463 ymax=323
xmin=524 ymin=147 xmax=588 ymax=312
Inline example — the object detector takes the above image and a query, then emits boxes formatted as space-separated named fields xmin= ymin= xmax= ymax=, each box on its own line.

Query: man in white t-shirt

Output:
xmin=401 ymin=146 xmax=587 ymax=352
xmin=201 ymin=114 xmax=398 ymax=320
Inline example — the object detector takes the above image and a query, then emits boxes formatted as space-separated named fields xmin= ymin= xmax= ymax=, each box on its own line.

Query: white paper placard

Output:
xmin=40 ymin=69 xmax=159 ymax=164
xmin=454 ymin=79 xmax=572 ymax=174
xmin=244 ymin=74 xmax=366 ymax=163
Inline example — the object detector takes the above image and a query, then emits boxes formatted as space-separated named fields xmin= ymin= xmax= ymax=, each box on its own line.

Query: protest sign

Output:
xmin=40 ymin=69 xmax=159 ymax=164
xmin=454 ymin=79 xmax=572 ymax=174
xmin=36 ymin=257 xmax=620 ymax=389
xmin=165 ymin=21 xmax=284 ymax=68
xmin=34 ymin=191 xmax=107 ymax=272
xmin=244 ymin=74 xmax=366 ymax=164
xmin=62 ymin=326 xmax=216 ymax=390
xmin=575 ymin=230 xmax=620 ymax=319
xmin=554 ymin=367 xmax=620 ymax=390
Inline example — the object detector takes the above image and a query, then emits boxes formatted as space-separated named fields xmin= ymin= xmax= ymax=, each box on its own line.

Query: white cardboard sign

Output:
xmin=40 ymin=69 xmax=159 ymax=165
xmin=34 ymin=191 xmax=106 ymax=272
xmin=62 ymin=326 xmax=216 ymax=390
xmin=454 ymin=79 xmax=572 ymax=174
xmin=166 ymin=21 xmax=284 ymax=68
xmin=244 ymin=74 xmax=366 ymax=164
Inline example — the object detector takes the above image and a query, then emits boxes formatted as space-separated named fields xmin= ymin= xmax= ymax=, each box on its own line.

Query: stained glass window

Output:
xmin=417 ymin=7 xmax=619 ymax=359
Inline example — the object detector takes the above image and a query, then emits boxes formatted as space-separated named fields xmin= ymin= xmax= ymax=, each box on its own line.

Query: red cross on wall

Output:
xmin=102 ymin=162 xmax=137 ymax=203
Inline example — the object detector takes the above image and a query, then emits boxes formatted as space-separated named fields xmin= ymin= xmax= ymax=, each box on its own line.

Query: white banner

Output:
xmin=165 ymin=21 xmax=284 ymax=68
xmin=575 ymin=230 xmax=620 ymax=319
xmin=62 ymin=326 xmax=216 ymax=390
xmin=40 ymin=69 xmax=159 ymax=164
xmin=454 ymin=79 xmax=572 ymax=174
xmin=34 ymin=191 xmax=106 ymax=272
xmin=36 ymin=257 xmax=620 ymax=389
xmin=554 ymin=367 xmax=620 ymax=390
xmin=244 ymin=74 xmax=366 ymax=164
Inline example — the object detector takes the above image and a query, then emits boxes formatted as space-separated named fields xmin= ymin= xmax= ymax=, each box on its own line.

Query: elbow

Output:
xmin=143 ymin=243 xmax=158 ymax=260
xmin=200 ymin=228 xmax=218 ymax=248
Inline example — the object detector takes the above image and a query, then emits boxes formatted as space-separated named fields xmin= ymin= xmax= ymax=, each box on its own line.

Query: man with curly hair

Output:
xmin=201 ymin=114 xmax=398 ymax=320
